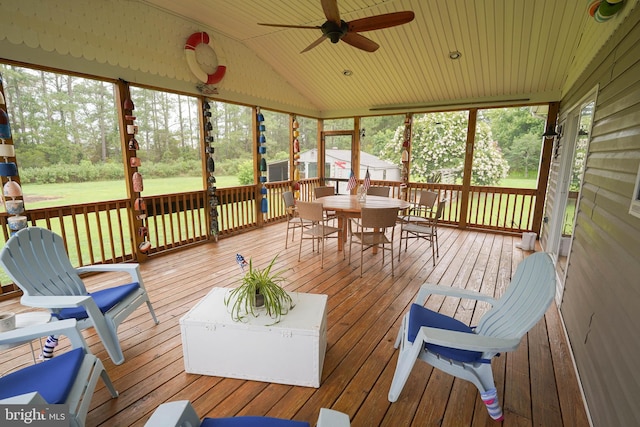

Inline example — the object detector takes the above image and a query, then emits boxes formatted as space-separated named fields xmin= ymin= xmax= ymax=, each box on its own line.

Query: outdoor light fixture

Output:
xmin=449 ymin=51 xmax=462 ymax=60
xmin=342 ymin=69 xmax=353 ymax=76
xmin=543 ymin=126 xmax=558 ymax=139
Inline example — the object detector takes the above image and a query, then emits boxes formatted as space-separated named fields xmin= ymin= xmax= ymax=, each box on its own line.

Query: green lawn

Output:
xmin=22 ymin=176 xmax=241 ymax=209
xmin=500 ymin=177 xmax=537 ymax=189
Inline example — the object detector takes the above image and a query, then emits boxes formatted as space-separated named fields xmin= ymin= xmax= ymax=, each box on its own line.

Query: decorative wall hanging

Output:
xmin=185 ymin=32 xmax=227 ymax=95
xmin=292 ymin=115 xmax=301 ymax=200
xmin=400 ymin=113 xmax=412 ymax=198
xmin=125 ymin=97 xmax=151 ymax=254
xmin=204 ymin=100 xmax=219 ymax=240
xmin=588 ymin=0 xmax=624 ymax=22
xmin=0 ymin=76 xmax=26 ymax=235
xmin=257 ymin=107 xmax=268 ymax=214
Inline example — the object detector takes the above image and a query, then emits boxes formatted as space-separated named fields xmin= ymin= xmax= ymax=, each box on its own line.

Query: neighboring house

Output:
xmin=267 ymin=149 xmax=401 ymax=184
xmin=323 ymin=149 xmax=401 ymax=182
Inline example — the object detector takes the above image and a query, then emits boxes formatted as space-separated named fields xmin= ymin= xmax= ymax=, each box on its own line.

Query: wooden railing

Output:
xmin=404 ymin=182 xmax=536 ymax=232
xmin=0 ymin=178 xmax=538 ymax=298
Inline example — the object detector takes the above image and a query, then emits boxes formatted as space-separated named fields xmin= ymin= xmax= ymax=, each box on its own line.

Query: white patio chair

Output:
xmin=388 ymin=252 xmax=556 ymax=421
xmin=398 ymin=199 xmax=446 ymax=266
xmin=144 ymin=400 xmax=350 ymax=427
xmin=348 ymin=207 xmax=398 ymax=277
xmin=366 ymin=186 xmax=391 ymax=197
xmin=0 ymin=227 xmax=159 ymax=365
xmin=399 ymin=189 xmax=438 ymax=224
xmin=314 ymin=185 xmax=337 ymax=222
xmin=0 ymin=318 xmax=118 ymax=427
xmin=282 ymin=191 xmax=312 ymax=249
xmin=297 ymin=201 xmax=341 ymax=268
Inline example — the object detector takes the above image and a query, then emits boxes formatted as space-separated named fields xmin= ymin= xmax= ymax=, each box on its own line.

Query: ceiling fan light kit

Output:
xmin=258 ymin=0 xmax=414 ymax=53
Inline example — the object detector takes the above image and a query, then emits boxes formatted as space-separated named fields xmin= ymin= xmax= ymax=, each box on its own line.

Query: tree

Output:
xmin=237 ymin=160 xmax=254 ymax=185
xmin=504 ymin=133 xmax=541 ymax=178
xmin=381 ymin=111 xmax=509 ymax=185
xmin=481 ymin=107 xmax=544 ymax=152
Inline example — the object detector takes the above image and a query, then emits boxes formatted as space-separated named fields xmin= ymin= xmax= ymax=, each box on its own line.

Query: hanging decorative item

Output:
xmin=588 ymin=0 xmax=625 ymax=22
xmin=292 ymin=115 xmax=301 ymax=200
xmin=0 ymin=76 xmax=26 ymax=235
xmin=204 ymin=100 xmax=219 ymax=240
xmin=257 ymin=107 xmax=268 ymax=214
xmin=125 ymin=97 xmax=151 ymax=254
xmin=400 ymin=113 xmax=412 ymax=198
xmin=185 ymin=32 xmax=227 ymax=95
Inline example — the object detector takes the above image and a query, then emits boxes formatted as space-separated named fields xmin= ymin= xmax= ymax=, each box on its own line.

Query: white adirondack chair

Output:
xmin=0 ymin=319 xmax=118 ymax=427
xmin=388 ymin=252 xmax=556 ymax=421
xmin=144 ymin=400 xmax=351 ymax=427
xmin=0 ymin=227 xmax=159 ymax=365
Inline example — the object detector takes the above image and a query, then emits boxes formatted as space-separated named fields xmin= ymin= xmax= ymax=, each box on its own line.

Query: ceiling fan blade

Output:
xmin=258 ymin=23 xmax=321 ymax=30
xmin=348 ymin=11 xmax=415 ymax=32
xmin=321 ymin=0 xmax=341 ymax=24
xmin=301 ymin=35 xmax=328 ymax=53
xmin=341 ymin=32 xmax=379 ymax=52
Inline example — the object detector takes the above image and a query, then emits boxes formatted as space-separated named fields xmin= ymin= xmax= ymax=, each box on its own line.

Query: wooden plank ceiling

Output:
xmin=140 ymin=0 xmax=635 ymax=116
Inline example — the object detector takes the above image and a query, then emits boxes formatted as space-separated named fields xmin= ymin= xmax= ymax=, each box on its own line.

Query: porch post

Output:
xmin=115 ymin=79 xmax=147 ymax=261
xmin=458 ymin=108 xmax=478 ymax=229
xmin=318 ymin=119 xmax=325 ymax=188
xmin=531 ymin=101 xmax=559 ymax=235
xmin=253 ymin=106 xmax=263 ymax=227
xmin=352 ymin=116 xmax=361 ymax=194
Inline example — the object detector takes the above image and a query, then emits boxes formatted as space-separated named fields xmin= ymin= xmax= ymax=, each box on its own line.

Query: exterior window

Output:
xmin=0 ymin=63 xmax=124 ymax=208
xmin=361 ymin=114 xmax=404 ymax=186
xmin=129 ymin=87 xmax=202 ymax=195
xmin=207 ymin=100 xmax=252 ymax=186
xmin=296 ymin=116 xmax=318 ymax=179
xmin=261 ymin=109 xmax=290 ymax=182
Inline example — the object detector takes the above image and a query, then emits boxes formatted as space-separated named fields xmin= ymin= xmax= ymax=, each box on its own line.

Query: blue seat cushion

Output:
xmin=0 ymin=347 xmax=84 ymax=404
xmin=407 ymin=303 xmax=483 ymax=363
xmin=55 ymin=282 xmax=140 ymax=320
xmin=201 ymin=417 xmax=310 ymax=427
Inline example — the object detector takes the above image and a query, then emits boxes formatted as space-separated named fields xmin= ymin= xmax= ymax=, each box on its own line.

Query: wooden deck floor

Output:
xmin=0 ymin=222 xmax=590 ymax=427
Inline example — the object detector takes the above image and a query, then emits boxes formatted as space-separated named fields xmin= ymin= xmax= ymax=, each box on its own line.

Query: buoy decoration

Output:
xmin=589 ymin=0 xmax=625 ymax=22
xmin=185 ymin=32 xmax=227 ymax=85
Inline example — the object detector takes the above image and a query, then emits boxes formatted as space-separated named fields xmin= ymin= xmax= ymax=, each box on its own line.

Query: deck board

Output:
xmin=0 ymin=222 xmax=589 ymax=426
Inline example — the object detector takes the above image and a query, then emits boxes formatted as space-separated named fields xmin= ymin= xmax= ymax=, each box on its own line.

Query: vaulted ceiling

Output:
xmin=137 ymin=0 xmax=636 ymax=117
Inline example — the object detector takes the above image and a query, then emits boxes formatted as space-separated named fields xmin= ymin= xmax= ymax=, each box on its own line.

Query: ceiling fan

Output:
xmin=258 ymin=0 xmax=415 ymax=53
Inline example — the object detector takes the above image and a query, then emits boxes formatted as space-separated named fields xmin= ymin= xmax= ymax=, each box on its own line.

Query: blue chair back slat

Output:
xmin=475 ymin=253 xmax=555 ymax=339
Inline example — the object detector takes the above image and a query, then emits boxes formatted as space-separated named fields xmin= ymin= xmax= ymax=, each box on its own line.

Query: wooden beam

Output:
xmin=116 ymin=79 xmax=147 ymax=262
xmin=532 ymin=101 xmax=559 ymax=235
xmin=458 ymin=109 xmax=477 ymax=229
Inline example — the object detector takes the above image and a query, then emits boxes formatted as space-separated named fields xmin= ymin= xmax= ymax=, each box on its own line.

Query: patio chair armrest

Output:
xmin=144 ymin=400 xmax=201 ymax=427
xmin=0 ymin=318 xmax=86 ymax=349
xmin=418 ymin=326 xmax=521 ymax=353
xmin=415 ymin=283 xmax=498 ymax=306
xmin=0 ymin=392 xmax=47 ymax=405
xmin=21 ymin=295 xmax=93 ymax=310
xmin=317 ymin=408 xmax=351 ymax=427
xmin=76 ymin=263 xmax=142 ymax=282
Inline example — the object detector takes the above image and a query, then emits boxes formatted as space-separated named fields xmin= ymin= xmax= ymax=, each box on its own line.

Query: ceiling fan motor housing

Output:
xmin=321 ymin=20 xmax=348 ymax=43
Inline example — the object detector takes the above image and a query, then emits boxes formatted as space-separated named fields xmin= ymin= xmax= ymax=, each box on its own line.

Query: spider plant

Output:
xmin=224 ymin=255 xmax=293 ymax=324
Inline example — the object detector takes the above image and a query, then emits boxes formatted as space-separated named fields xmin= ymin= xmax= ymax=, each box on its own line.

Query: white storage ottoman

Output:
xmin=180 ymin=287 xmax=327 ymax=387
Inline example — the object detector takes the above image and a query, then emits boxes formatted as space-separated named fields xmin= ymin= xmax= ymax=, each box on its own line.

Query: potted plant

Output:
xmin=224 ymin=255 xmax=294 ymax=324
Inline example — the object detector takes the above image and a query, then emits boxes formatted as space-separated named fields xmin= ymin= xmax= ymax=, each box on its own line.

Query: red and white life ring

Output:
xmin=184 ymin=31 xmax=227 ymax=85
